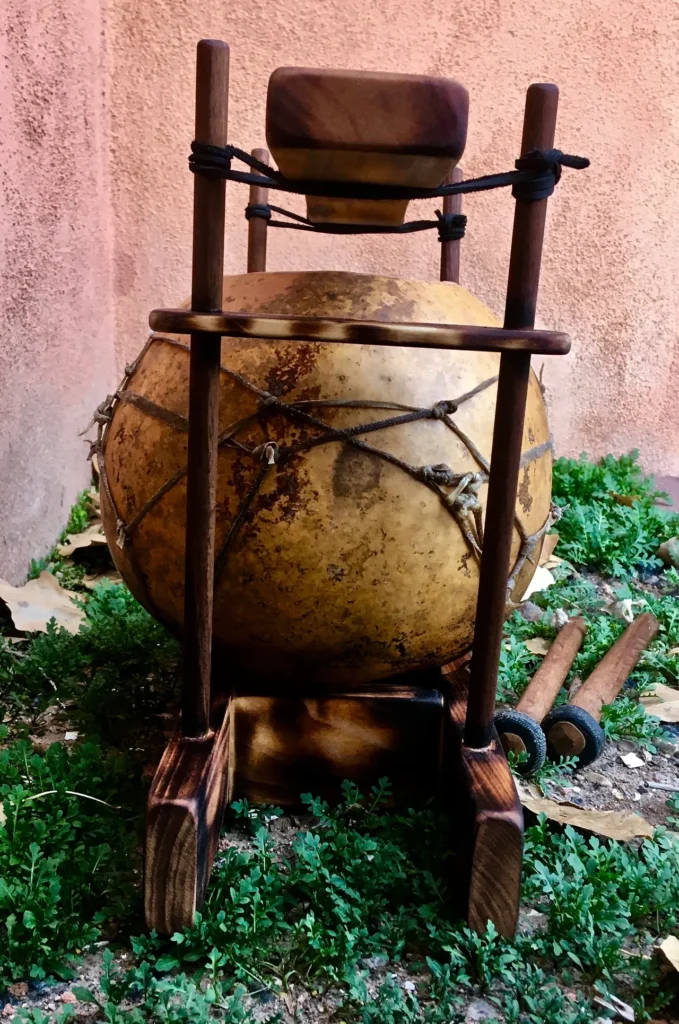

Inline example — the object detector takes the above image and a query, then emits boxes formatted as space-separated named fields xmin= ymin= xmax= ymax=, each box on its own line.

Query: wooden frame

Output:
xmin=144 ymin=42 xmax=567 ymax=939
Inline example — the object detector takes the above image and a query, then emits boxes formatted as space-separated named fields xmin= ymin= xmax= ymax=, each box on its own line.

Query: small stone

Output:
xmin=582 ymin=771 xmax=613 ymax=788
xmin=657 ymin=739 xmax=679 ymax=755
xmin=518 ymin=908 xmax=548 ymax=934
xmin=612 ymin=788 xmax=625 ymax=800
xmin=519 ymin=601 xmax=543 ymax=622
xmin=618 ymin=739 xmax=638 ymax=754
xmin=404 ymin=980 xmax=416 ymax=993
xmin=360 ymin=955 xmax=388 ymax=971
xmin=60 ymin=992 xmax=77 ymax=1005
xmin=8 ymin=986 xmax=27 ymax=999
xmin=2 ymin=1005 xmax=14 ymax=1018
xmin=550 ymin=608 xmax=569 ymax=628
xmin=466 ymin=997 xmax=502 ymax=1022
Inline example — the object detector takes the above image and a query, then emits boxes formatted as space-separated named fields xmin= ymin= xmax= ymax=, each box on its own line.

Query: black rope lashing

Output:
xmin=93 ymin=338 xmax=555 ymax=588
xmin=512 ymin=148 xmax=587 ymax=202
xmin=244 ymin=201 xmax=468 ymax=243
xmin=191 ymin=141 xmax=588 ymax=204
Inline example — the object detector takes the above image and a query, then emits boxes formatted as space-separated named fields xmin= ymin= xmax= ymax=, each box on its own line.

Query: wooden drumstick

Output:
xmin=495 ymin=617 xmax=587 ymax=774
xmin=247 ymin=147 xmax=269 ymax=273
xmin=544 ymin=612 xmax=659 ymax=766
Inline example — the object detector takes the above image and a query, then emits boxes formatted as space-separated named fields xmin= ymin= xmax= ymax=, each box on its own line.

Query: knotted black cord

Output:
xmin=190 ymin=142 xmax=589 ymax=203
xmin=245 ymin=201 xmax=468 ymax=242
xmin=93 ymin=338 xmax=555 ymax=594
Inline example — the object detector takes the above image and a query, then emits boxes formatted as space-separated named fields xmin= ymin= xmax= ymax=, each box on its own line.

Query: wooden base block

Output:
xmin=443 ymin=669 xmax=523 ymax=937
xmin=143 ymin=671 xmax=523 ymax=940
xmin=230 ymin=681 xmax=444 ymax=806
xmin=144 ymin=697 xmax=231 ymax=934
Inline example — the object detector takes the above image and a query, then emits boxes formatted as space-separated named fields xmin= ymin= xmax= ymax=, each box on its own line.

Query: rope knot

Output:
xmin=418 ymin=463 xmax=457 ymax=487
xmin=245 ymin=203 xmax=272 ymax=222
xmin=115 ymin=520 xmax=128 ymax=550
xmin=513 ymin=148 xmax=590 ymax=202
xmin=431 ymin=400 xmax=458 ymax=420
xmin=435 ymin=210 xmax=467 ymax=244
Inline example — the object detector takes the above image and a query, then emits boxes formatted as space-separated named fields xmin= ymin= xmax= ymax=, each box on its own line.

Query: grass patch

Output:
xmin=0 ymin=582 xmax=179 ymax=741
xmin=0 ymin=737 xmax=143 ymax=991
xmin=20 ymin=788 xmax=677 ymax=1023
xmin=552 ymin=450 xmax=679 ymax=577
xmin=2 ymin=452 xmax=679 ymax=1021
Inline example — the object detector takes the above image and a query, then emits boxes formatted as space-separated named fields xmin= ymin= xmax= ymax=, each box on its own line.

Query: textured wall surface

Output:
xmin=108 ymin=0 xmax=679 ymax=475
xmin=0 ymin=0 xmax=116 ymax=581
xmin=1 ymin=0 xmax=678 ymax=581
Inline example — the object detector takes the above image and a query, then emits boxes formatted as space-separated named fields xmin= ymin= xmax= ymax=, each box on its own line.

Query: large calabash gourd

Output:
xmin=101 ymin=271 xmax=551 ymax=686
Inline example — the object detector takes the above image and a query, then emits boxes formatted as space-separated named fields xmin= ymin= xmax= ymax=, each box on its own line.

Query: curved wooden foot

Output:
xmin=144 ymin=696 xmax=232 ymax=934
xmin=442 ymin=668 xmax=523 ymax=938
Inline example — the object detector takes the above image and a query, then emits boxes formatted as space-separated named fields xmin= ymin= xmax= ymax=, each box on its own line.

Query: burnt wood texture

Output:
xmin=145 ymin=698 xmax=231 ymax=933
xmin=443 ymin=668 xmax=523 ymax=937
xmin=464 ymin=84 xmax=560 ymax=749
xmin=148 ymin=309 xmax=569 ymax=355
xmin=266 ymin=68 xmax=468 ymax=226
xmin=230 ymin=682 xmax=444 ymax=806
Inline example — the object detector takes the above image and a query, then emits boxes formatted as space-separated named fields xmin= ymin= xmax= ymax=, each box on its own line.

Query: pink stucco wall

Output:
xmin=0 ymin=0 xmax=116 ymax=581
xmin=108 ymin=0 xmax=679 ymax=479
xmin=2 ymin=0 xmax=678 ymax=580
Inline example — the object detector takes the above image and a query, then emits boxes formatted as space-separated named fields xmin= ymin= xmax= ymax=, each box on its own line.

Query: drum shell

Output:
xmin=101 ymin=271 xmax=552 ymax=686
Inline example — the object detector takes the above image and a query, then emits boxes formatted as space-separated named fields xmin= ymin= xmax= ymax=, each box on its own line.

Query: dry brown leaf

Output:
xmin=658 ymin=935 xmax=679 ymax=973
xmin=640 ymin=682 xmax=679 ymax=706
xmin=521 ymin=796 xmax=654 ymax=840
xmin=82 ymin=570 xmax=122 ymax=591
xmin=640 ymin=683 xmax=679 ymax=723
xmin=523 ymin=637 xmax=551 ymax=656
xmin=0 ymin=572 xmax=85 ymax=635
xmin=539 ymin=533 xmax=559 ymax=565
xmin=0 ymin=802 xmax=5 ymax=826
xmin=645 ymin=701 xmax=679 ymax=723
xmin=668 ymin=647 xmax=679 ymax=656
xmin=56 ymin=522 xmax=108 ymax=558
xmin=520 ymin=566 xmax=556 ymax=601
xmin=610 ymin=491 xmax=643 ymax=507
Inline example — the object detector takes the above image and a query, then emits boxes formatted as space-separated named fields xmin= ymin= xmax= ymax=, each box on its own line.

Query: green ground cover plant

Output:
xmin=1 ymin=450 xmax=678 ymax=1021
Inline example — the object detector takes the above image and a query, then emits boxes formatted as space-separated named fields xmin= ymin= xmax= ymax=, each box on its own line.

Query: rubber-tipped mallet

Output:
xmin=495 ymin=616 xmax=587 ymax=774
xmin=543 ymin=611 xmax=659 ymax=767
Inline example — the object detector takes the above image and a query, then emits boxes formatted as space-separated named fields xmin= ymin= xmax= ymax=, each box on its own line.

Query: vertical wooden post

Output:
xmin=439 ymin=166 xmax=463 ymax=284
xmin=247 ymin=147 xmax=270 ymax=272
xmin=182 ymin=40 xmax=230 ymax=738
xmin=464 ymin=84 xmax=559 ymax=749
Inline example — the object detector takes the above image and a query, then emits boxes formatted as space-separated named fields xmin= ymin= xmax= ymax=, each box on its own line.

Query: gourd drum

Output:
xmin=101 ymin=269 xmax=551 ymax=686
